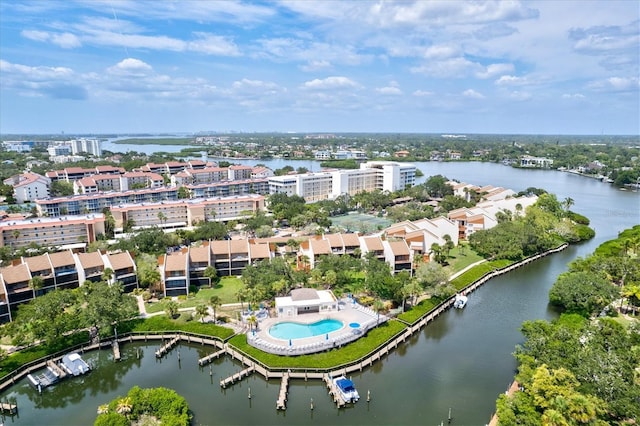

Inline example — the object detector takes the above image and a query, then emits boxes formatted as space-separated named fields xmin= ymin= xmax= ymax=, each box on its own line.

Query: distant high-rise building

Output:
xmin=70 ymin=138 xmax=101 ymax=157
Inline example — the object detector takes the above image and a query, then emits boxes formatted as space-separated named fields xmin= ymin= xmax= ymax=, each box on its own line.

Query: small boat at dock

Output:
xmin=333 ymin=376 xmax=359 ymax=403
xmin=453 ymin=294 xmax=468 ymax=309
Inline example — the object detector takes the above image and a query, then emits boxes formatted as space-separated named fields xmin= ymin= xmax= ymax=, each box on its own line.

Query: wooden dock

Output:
xmin=323 ymin=374 xmax=346 ymax=407
xmin=113 ymin=340 xmax=121 ymax=361
xmin=155 ymin=336 xmax=180 ymax=358
xmin=219 ymin=366 xmax=254 ymax=388
xmin=0 ymin=402 xmax=17 ymax=415
xmin=276 ymin=373 xmax=289 ymax=410
xmin=197 ymin=348 xmax=226 ymax=366
xmin=46 ymin=360 xmax=67 ymax=379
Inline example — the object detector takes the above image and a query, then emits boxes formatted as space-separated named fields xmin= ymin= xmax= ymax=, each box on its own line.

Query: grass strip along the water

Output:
xmin=228 ymin=320 xmax=407 ymax=370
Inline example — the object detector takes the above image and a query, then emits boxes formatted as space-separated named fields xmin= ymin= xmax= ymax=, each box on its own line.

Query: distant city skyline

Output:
xmin=1 ymin=1 xmax=638 ymax=136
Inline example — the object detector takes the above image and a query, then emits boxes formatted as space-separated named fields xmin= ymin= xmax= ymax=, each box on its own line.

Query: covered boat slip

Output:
xmin=27 ymin=353 xmax=90 ymax=391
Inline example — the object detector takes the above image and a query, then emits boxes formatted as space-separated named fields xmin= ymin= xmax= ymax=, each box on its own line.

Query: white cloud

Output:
xmin=588 ymin=76 xmax=640 ymax=92
xmin=0 ymin=60 xmax=86 ymax=99
xmin=561 ymin=93 xmax=586 ymax=100
xmin=188 ymin=33 xmax=240 ymax=56
xmin=413 ymin=90 xmax=434 ymax=97
xmin=107 ymin=58 xmax=153 ymax=77
xmin=302 ymin=76 xmax=361 ymax=90
xmin=462 ymin=89 xmax=484 ymax=99
xmin=411 ymin=57 xmax=481 ymax=78
xmin=376 ymin=81 xmax=403 ymax=95
xmin=21 ymin=30 xmax=81 ymax=48
xmin=495 ymin=75 xmax=529 ymax=86
xmin=476 ymin=63 xmax=514 ymax=79
xmin=423 ymin=45 xmax=459 ymax=59
xmin=299 ymin=60 xmax=332 ymax=72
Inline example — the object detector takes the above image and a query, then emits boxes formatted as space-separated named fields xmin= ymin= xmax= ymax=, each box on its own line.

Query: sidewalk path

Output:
xmin=448 ymin=259 xmax=487 ymax=281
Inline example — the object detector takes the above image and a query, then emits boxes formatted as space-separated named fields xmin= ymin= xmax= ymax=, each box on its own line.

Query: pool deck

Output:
xmin=246 ymin=298 xmax=387 ymax=356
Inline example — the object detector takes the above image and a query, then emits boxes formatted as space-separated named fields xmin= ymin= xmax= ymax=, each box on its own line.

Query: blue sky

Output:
xmin=1 ymin=1 xmax=638 ymax=135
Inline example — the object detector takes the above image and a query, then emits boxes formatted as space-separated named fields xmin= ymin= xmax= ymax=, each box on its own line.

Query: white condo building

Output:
xmin=268 ymin=161 xmax=416 ymax=201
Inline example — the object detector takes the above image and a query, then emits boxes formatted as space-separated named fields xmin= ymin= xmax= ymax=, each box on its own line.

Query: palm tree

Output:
xmin=563 ymin=197 xmax=574 ymax=216
xmin=203 ymin=266 xmax=218 ymax=287
xmin=28 ymin=275 xmax=45 ymax=296
xmin=246 ymin=314 xmax=257 ymax=332
xmin=373 ymin=299 xmax=384 ymax=325
xmin=195 ymin=304 xmax=208 ymax=323
xmin=157 ymin=212 xmax=167 ymax=228
xmin=102 ymin=267 xmax=114 ymax=283
xmin=97 ymin=404 xmax=110 ymax=415
xmin=209 ymin=295 xmax=221 ymax=322
xmin=116 ymin=397 xmax=132 ymax=416
xmin=165 ymin=300 xmax=179 ymax=319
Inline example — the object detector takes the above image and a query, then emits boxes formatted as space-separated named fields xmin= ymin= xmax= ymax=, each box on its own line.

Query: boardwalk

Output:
xmin=276 ymin=373 xmax=289 ymax=410
xmin=198 ymin=348 xmax=227 ymax=366
xmin=323 ymin=374 xmax=346 ymax=407
xmin=155 ymin=336 xmax=180 ymax=358
xmin=219 ymin=366 xmax=255 ymax=388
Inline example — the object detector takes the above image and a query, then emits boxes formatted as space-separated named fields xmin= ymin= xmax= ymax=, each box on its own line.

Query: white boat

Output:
xmin=453 ymin=294 xmax=468 ymax=309
xmin=333 ymin=376 xmax=360 ymax=403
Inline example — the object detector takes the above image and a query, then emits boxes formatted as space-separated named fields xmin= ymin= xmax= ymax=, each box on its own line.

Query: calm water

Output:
xmin=2 ymin=161 xmax=638 ymax=425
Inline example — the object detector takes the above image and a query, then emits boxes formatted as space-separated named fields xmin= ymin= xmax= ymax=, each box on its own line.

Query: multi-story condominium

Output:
xmin=159 ymin=230 xmax=441 ymax=295
xmin=228 ymin=165 xmax=253 ymax=180
xmin=187 ymin=179 xmax=269 ymax=198
xmin=385 ymin=217 xmax=459 ymax=261
xmin=268 ymin=161 xmax=416 ymax=201
xmin=172 ymin=167 xmax=229 ymax=186
xmin=47 ymin=144 xmax=72 ymax=157
xmin=0 ymin=249 xmax=137 ymax=322
xmin=74 ymin=171 xmax=165 ymax=194
xmin=36 ymin=187 xmax=179 ymax=216
xmin=447 ymin=195 xmax=538 ymax=239
xmin=159 ymin=241 xmax=271 ymax=296
xmin=3 ymin=172 xmax=50 ymax=203
xmin=110 ymin=194 xmax=265 ymax=233
xmin=0 ymin=214 xmax=105 ymax=249
xmin=70 ymin=138 xmax=101 ymax=157
xmin=46 ymin=166 xmax=126 ymax=182
xmin=251 ymin=167 xmax=274 ymax=179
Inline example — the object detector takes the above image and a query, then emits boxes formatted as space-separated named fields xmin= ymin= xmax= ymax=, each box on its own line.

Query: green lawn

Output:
xmin=145 ymin=277 xmax=244 ymax=314
xmin=445 ymin=244 xmax=484 ymax=273
xmin=228 ymin=320 xmax=407 ymax=369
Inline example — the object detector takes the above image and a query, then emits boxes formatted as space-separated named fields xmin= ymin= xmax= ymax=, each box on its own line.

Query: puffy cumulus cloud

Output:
xmin=366 ymin=0 xmax=538 ymax=28
xmin=423 ymin=44 xmax=459 ymax=59
xmin=476 ymin=63 xmax=514 ymax=79
xmin=21 ymin=30 xmax=81 ymax=48
xmin=188 ymin=33 xmax=240 ymax=56
xmin=302 ymin=76 xmax=361 ymax=90
xmin=462 ymin=89 xmax=484 ymax=99
xmin=0 ymin=60 xmax=87 ymax=99
xmin=107 ymin=58 xmax=153 ymax=77
xmin=375 ymin=81 xmax=403 ymax=95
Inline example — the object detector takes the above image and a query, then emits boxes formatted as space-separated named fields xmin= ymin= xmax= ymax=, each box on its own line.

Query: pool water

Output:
xmin=269 ymin=319 xmax=343 ymax=340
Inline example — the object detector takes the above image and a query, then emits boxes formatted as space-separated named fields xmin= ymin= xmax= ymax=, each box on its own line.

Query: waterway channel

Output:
xmin=1 ymin=160 xmax=638 ymax=425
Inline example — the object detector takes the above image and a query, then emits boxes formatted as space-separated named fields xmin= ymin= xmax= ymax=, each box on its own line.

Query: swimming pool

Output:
xmin=269 ymin=319 xmax=344 ymax=340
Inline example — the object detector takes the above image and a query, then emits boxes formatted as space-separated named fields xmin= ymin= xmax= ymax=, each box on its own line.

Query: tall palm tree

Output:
xmin=246 ymin=314 xmax=257 ymax=332
xmin=195 ymin=304 xmax=208 ymax=323
xmin=209 ymin=295 xmax=221 ymax=322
